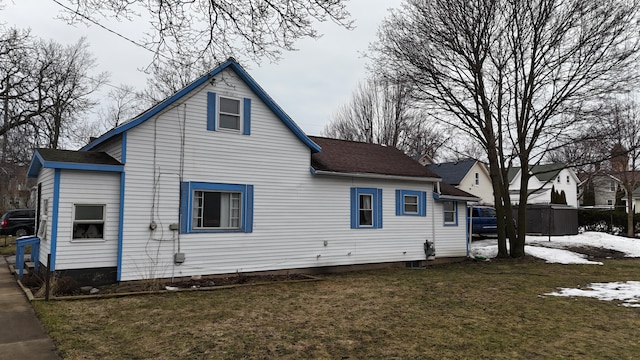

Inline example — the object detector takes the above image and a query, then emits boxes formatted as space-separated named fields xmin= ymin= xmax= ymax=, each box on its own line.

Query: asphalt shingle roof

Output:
xmin=35 ymin=148 xmax=122 ymax=166
xmin=426 ymin=159 xmax=476 ymax=185
xmin=309 ymin=137 xmax=440 ymax=178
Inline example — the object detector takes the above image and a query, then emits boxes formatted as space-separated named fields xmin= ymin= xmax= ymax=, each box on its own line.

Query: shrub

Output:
xmin=578 ymin=209 xmax=640 ymax=235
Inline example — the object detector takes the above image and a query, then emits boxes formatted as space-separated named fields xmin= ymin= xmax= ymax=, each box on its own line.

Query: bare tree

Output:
xmin=54 ymin=0 xmax=353 ymax=68
xmin=31 ymin=37 xmax=108 ymax=149
xmin=607 ymin=100 xmax=640 ymax=237
xmin=1 ymin=27 xmax=108 ymax=155
xmin=372 ymin=0 xmax=640 ymax=257
xmin=323 ymin=77 xmax=448 ymax=159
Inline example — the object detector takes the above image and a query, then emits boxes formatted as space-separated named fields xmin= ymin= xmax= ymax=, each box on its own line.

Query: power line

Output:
xmin=50 ymin=0 xmax=174 ymax=63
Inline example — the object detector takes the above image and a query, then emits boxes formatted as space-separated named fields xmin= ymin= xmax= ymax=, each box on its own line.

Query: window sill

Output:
xmin=185 ymin=229 xmax=244 ymax=234
xmin=70 ymin=238 xmax=107 ymax=243
xmin=398 ymin=213 xmax=426 ymax=217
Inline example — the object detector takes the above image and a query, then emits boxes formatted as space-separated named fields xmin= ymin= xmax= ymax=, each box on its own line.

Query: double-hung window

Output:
xmin=350 ymin=188 xmax=382 ymax=229
xmin=193 ymin=191 xmax=241 ymax=229
xmin=73 ymin=204 xmax=105 ymax=239
xmin=443 ymin=201 xmax=458 ymax=226
xmin=207 ymin=92 xmax=251 ymax=135
xmin=180 ymin=182 xmax=253 ymax=233
xmin=219 ymin=97 xmax=241 ymax=131
xmin=395 ymin=190 xmax=427 ymax=216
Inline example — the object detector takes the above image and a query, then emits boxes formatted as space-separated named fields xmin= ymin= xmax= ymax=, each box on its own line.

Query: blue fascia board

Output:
xmin=42 ymin=161 xmax=124 ymax=173
xmin=28 ymin=150 xmax=124 ymax=178
xmin=82 ymin=59 xmax=321 ymax=153
xmin=27 ymin=151 xmax=46 ymax=178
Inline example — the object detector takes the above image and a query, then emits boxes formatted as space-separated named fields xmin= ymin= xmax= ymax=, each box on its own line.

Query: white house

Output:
xmin=426 ymin=159 xmax=494 ymax=205
xmin=507 ymin=164 xmax=579 ymax=207
xmin=26 ymin=59 xmax=478 ymax=284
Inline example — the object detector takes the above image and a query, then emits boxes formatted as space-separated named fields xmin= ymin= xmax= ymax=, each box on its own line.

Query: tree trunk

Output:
xmin=510 ymin=167 xmax=529 ymax=258
xmin=627 ymin=189 xmax=635 ymax=238
xmin=486 ymin=147 xmax=509 ymax=258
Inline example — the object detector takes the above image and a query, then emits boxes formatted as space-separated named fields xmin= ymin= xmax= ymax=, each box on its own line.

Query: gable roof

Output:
xmin=82 ymin=58 xmax=320 ymax=153
xmin=309 ymin=137 xmax=441 ymax=180
xmin=508 ymin=163 xmax=570 ymax=183
xmin=426 ymin=159 xmax=477 ymax=185
xmin=438 ymin=182 xmax=479 ymax=201
xmin=27 ymin=149 xmax=123 ymax=177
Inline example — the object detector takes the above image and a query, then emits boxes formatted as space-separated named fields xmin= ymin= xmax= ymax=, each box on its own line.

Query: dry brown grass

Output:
xmin=34 ymin=258 xmax=640 ymax=359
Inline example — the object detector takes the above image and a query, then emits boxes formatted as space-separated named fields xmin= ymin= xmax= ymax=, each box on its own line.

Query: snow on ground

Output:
xmin=469 ymin=231 xmax=640 ymax=264
xmin=470 ymin=232 xmax=640 ymax=307
xmin=545 ymin=282 xmax=640 ymax=307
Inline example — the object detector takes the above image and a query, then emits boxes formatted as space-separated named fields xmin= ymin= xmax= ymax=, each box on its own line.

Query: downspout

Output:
xmin=431 ymin=183 xmax=436 ymax=258
xmin=117 ymin=132 xmax=127 ymax=282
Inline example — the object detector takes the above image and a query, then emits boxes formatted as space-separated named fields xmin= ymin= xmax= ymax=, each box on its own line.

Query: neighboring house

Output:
xmin=633 ymin=187 xmax=640 ymax=213
xmin=426 ymin=159 xmax=494 ymax=205
xmin=26 ymin=58 xmax=478 ymax=284
xmin=578 ymin=173 xmax=622 ymax=210
xmin=507 ymin=164 xmax=579 ymax=207
xmin=0 ymin=166 xmax=34 ymax=213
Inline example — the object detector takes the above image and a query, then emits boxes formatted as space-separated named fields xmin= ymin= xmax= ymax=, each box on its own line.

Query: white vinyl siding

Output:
xmin=93 ymin=134 xmax=123 ymax=163
xmin=54 ymin=170 xmax=120 ymax=270
xmin=112 ymin=68 xmax=469 ymax=281
xmin=36 ymin=168 xmax=55 ymax=265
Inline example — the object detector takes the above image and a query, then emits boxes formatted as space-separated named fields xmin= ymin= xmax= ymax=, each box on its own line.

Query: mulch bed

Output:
xmin=20 ymin=273 xmax=315 ymax=298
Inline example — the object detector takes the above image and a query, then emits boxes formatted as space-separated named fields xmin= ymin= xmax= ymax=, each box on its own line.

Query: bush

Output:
xmin=578 ymin=209 xmax=640 ymax=235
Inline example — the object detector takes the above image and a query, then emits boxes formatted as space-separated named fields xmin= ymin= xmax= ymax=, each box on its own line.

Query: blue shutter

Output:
xmin=243 ymin=98 xmax=251 ymax=135
xmin=395 ymin=190 xmax=402 ymax=216
xmin=376 ymin=188 xmax=383 ymax=228
xmin=207 ymin=92 xmax=217 ymax=131
xmin=350 ymin=188 xmax=357 ymax=229
xmin=420 ymin=191 xmax=427 ymax=216
xmin=179 ymin=182 xmax=190 ymax=233
xmin=244 ymin=185 xmax=254 ymax=233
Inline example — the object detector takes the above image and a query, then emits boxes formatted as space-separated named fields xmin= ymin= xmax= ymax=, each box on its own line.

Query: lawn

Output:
xmin=33 ymin=258 xmax=640 ymax=359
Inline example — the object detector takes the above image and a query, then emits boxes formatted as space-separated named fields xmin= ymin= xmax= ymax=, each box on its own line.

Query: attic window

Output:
xmin=475 ymin=172 xmax=479 ymax=185
xmin=566 ymin=175 xmax=570 ymax=184
xmin=206 ymin=92 xmax=251 ymax=135
xmin=219 ymin=97 xmax=241 ymax=131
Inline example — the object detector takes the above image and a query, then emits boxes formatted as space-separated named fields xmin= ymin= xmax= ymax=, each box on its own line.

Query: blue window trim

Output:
xmin=443 ymin=200 xmax=459 ymax=227
xmin=180 ymin=181 xmax=254 ymax=233
xmin=207 ymin=92 xmax=217 ymax=131
xmin=243 ymin=98 xmax=251 ymax=135
xmin=207 ymin=93 xmax=252 ymax=135
xmin=395 ymin=190 xmax=427 ymax=216
xmin=350 ymin=187 xmax=382 ymax=229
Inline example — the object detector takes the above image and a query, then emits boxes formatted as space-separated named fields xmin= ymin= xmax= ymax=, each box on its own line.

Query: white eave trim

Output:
xmin=311 ymin=168 xmax=441 ymax=183
xmin=433 ymin=192 xmax=481 ymax=202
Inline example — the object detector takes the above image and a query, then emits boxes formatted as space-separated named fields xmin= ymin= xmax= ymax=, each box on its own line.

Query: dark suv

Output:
xmin=467 ymin=206 xmax=498 ymax=236
xmin=0 ymin=209 xmax=36 ymax=237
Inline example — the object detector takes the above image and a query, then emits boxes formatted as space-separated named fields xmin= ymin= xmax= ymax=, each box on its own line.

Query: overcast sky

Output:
xmin=2 ymin=0 xmax=403 ymax=136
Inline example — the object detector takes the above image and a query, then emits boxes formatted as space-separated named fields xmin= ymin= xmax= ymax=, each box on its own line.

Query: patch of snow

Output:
xmin=524 ymin=246 xmax=603 ymax=265
xmin=545 ymin=281 xmax=640 ymax=307
xmin=469 ymin=232 xmax=640 ymax=308
xmin=470 ymin=232 xmax=640 ymax=265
